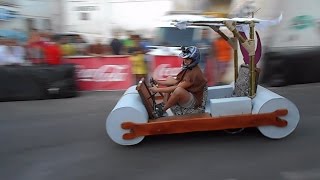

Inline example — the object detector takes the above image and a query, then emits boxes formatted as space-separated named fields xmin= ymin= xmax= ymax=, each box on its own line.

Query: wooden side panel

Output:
xmin=122 ymin=109 xmax=288 ymax=140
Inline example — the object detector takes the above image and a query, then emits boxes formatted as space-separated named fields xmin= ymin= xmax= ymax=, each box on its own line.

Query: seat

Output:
xmin=232 ymin=64 xmax=260 ymax=97
xmin=170 ymin=85 xmax=208 ymax=116
xmin=206 ymin=64 xmax=260 ymax=116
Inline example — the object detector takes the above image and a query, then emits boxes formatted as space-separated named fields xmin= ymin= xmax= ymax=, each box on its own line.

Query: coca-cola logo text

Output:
xmin=153 ymin=64 xmax=181 ymax=80
xmin=76 ymin=65 xmax=129 ymax=82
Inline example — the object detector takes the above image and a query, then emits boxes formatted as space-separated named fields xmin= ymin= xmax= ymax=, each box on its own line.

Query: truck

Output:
xmin=256 ymin=0 xmax=320 ymax=86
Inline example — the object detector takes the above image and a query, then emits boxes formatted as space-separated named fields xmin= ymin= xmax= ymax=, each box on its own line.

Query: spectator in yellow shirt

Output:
xmin=59 ymin=36 xmax=76 ymax=56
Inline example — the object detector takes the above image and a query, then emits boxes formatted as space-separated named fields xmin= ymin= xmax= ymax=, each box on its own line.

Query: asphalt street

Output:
xmin=1 ymin=83 xmax=320 ymax=180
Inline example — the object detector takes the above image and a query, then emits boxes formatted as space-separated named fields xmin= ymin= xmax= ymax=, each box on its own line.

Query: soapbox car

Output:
xmin=106 ymin=15 xmax=300 ymax=145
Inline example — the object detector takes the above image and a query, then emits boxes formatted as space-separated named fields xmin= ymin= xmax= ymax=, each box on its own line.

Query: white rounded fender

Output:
xmin=106 ymin=86 xmax=148 ymax=145
xmin=252 ymin=86 xmax=300 ymax=139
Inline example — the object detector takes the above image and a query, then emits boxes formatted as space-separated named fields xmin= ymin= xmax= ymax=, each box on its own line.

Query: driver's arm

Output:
xmin=150 ymin=80 xmax=192 ymax=93
xmin=150 ymin=85 xmax=177 ymax=93
xmin=157 ymin=76 xmax=178 ymax=86
xmin=177 ymin=80 xmax=192 ymax=89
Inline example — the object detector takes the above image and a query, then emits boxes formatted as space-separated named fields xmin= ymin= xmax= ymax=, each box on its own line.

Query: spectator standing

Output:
xmin=196 ymin=28 xmax=216 ymax=85
xmin=72 ymin=36 xmax=88 ymax=55
xmin=214 ymin=36 xmax=232 ymax=84
xmin=110 ymin=32 xmax=123 ymax=55
xmin=0 ymin=38 xmax=25 ymax=65
xmin=129 ymin=34 xmax=147 ymax=84
xmin=26 ymin=29 xmax=45 ymax=64
xmin=196 ymin=28 xmax=212 ymax=72
xmin=60 ymin=36 xmax=76 ymax=56
xmin=43 ymin=35 xmax=62 ymax=65
xmin=140 ymin=36 xmax=153 ymax=80
xmin=10 ymin=39 xmax=25 ymax=64
xmin=122 ymin=31 xmax=135 ymax=54
xmin=87 ymin=39 xmax=106 ymax=56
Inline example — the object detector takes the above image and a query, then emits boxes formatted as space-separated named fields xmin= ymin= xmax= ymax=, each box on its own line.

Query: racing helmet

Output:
xmin=179 ymin=46 xmax=200 ymax=70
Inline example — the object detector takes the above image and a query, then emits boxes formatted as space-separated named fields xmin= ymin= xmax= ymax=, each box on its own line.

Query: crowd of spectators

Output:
xmin=0 ymin=29 xmax=152 ymax=64
xmin=0 ymin=28 xmax=232 ymax=86
xmin=0 ymin=29 xmax=152 ymax=85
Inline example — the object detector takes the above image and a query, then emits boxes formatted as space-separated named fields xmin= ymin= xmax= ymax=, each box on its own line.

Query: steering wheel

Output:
xmin=149 ymin=78 xmax=164 ymax=98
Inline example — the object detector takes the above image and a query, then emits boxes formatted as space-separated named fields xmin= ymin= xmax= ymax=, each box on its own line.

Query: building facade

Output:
xmin=0 ymin=0 xmax=62 ymax=40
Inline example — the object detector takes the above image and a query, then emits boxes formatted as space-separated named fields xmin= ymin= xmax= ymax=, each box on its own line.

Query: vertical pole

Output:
xmin=249 ymin=15 xmax=256 ymax=97
xmin=233 ymin=38 xmax=238 ymax=82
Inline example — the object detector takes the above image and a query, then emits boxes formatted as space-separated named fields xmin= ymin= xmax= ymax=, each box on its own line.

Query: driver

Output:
xmin=149 ymin=46 xmax=208 ymax=117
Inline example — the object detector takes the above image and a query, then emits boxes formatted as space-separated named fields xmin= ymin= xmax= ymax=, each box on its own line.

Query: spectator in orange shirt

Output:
xmin=214 ymin=36 xmax=232 ymax=84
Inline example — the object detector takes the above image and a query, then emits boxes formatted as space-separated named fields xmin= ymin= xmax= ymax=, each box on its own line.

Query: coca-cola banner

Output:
xmin=152 ymin=55 xmax=182 ymax=81
xmin=64 ymin=56 xmax=133 ymax=91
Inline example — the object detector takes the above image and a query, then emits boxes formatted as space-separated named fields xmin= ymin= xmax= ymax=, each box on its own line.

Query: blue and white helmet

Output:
xmin=179 ymin=46 xmax=200 ymax=70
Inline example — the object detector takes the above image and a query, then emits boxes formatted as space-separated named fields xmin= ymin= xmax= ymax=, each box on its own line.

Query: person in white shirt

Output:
xmin=0 ymin=38 xmax=25 ymax=65
xmin=0 ymin=38 xmax=9 ymax=65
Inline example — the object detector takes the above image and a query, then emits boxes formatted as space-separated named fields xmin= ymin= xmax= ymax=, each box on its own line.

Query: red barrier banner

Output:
xmin=64 ymin=56 xmax=133 ymax=91
xmin=152 ymin=55 xmax=182 ymax=81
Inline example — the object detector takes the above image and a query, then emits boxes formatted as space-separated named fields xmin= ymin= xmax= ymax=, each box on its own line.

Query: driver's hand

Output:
xmin=150 ymin=78 xmax=158 ymax=86
xmin=153 ymin=79 xmax=158 ymax=85
xmin=149 ymin=86 xmax=159 ymax=93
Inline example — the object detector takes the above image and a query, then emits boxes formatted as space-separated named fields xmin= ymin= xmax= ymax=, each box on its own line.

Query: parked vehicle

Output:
xmin=256 ymin=0 xmax=320 ymax=86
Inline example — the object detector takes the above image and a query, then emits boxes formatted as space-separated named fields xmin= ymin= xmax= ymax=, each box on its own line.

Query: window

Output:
xmin=43 ymin=19 xmax=52 ymax=31
xmin=80 ymin=12 xmax=89 ymax=20
xmin=26 ymin=18 xmax=35 ymax=32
